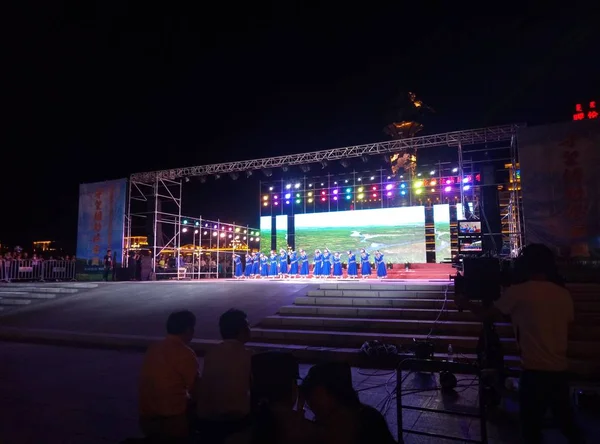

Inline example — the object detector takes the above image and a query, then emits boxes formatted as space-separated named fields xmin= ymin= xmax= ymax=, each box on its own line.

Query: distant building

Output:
xmin=125 ymin=236 xmax=149 ymax=249
xmin=33 ymin=240 xmax=57 ymax=252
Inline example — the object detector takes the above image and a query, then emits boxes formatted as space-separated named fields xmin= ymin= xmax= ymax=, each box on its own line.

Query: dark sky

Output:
xmin=3 ymin=4 xmax=598 ymax=251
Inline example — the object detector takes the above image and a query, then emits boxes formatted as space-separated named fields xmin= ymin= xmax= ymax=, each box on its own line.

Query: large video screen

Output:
xmin=295 ymin=207 xmax=426 ymax=264
xmin=259 ymin=216 xmax=272 ymax=250
xmin=275 ymin=215 xmax=288 ymax=250
xmin=433 ymin=204 xmax=451 ymax=262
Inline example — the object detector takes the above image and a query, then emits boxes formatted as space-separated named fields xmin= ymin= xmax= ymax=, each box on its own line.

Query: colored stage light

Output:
xmin=414 ymin=181 xmax=423 ymax=188
xmin=415 ymin=189 xmax=422 ymax=195
xmin=430 ymin=188 xmax=435 ymax=192
xmin=346 ymin=188 xmax=351 ymax=193
xmin=357 ymin=178 xmax=362 ymax=181
xmin=250 ymin=237 xmax=254 ymax=241
xmin=269 ymin=186 xmax=273 ymax=191
xmin=235 ymin=227 xmax=240 ymax=232
xmin=285 ymin=200 xmax=290 ymax=204
xmin=263 ymin=202 xmax=268 ymax=206
xmin=213 ymin=224 xmax=218 ymax=229
xmin=243 ymin=236 xmax=247 ymax=240
xmin=321 ymin=183 xmax=324 ymax=186
xmin=334 ymin=181 xmax=338 ymax=185
xmin=308 ymin=198 xmax=313 ymax=203
xmin=430 ymin=170 xmax=435 ymax=175
xmin=321 ymin=191 xmax=326 ymax=196
xmin=256 ymin=237 xmax=260 ymax=241
xmin=285 ymin=184 xmax=291 ymax=189
xmin=195 ymin=221 xmax=199 ymax=226
xmin=294 ymin=183 xmax=300 ymax=188
xmin=444 ymin=186 xmax=452 ymax=192
xmin=385 ymin=184 xmax=393 ymax=190
xmin=346 ymin=195 xmax=351 ymax=200
xmin=430 ymin=180 xmax=437 ymax=186
xmin=464 ymin=185 xmax=471 ymax=191
xmin=387 ymin=176 xmax=391 ymax=179
xmin=417 ymin=173 xmax=422 ymax=177
xmin=183 ymin=220 xmax=188 ymax=225
xmin=452 ymin=168 xmax=458 ymax=173
xmin=235 ymin=235 xmax=239 ymax=239
xmin=386 ymin=191 xmax=392 ymax=197
xmin=213 ymin=232 xmax=218 ymax=237
xmin=333 ymin=196 xmax=338 ymax=201
xmin=228 ymin=227 xmax=232 ymax=231
xmin=321 ymin=197 xmax=326 ymax=202
xmin=358 ymin=187 xmax=364 ymax=192
xmin=228 ymin=234 xmax=232 ymax=238
xmin=372 ymin=193 xmax=377 ymax=197
xmin=333 ymin=189 xmax=338 ymax=195
xmin=274 ymin=201 xmax=279 ymax=205
xmin=400 ymin=183 xmax=406 ymax=188
xmin=263 ymin=195 xmax=268 ymax=200
xmin=463 ymin=177 xmax=470 ymax=183
xmin=445 ymin=179 xmax=452 ymax=185
xmin=296 ymin=199 xmax=301 ymax=204
xmin=203 ymin=231 xmax=208 ymax=235
xmin=296 ymin=193 xmax=300 ymax=198
xmin=358 ymin=193 xmax=364 ymax=199
xmin=243 ymin=230 xmax=247 ymax=234
xmin=284 ymin=193 xmax=291 ymax=199
xmin=308 ymin=183 xmax=313 ymax=187
xmin=400 ymin=190 xmax=406 ymax=196
xmin=182 ymin=228 xmax=188 ymax=233
xmin=273 ymin=195 xmax=278 ymax=200
xmin=370 ymin=176 xmax=375 ymax=180
xmin=308 ymin=191 xmax=313 ymax=197
xmin=372 ymin=186 xmax=377 ymax=191
xmin=344 ymin=179 xmax=349 ymax=183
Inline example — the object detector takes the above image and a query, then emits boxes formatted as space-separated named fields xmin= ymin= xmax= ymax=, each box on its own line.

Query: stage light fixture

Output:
xmin=263 ymin=195 xmax=269 ymax=201
xmin=415 ymin=189 xmax=422 ymax=195
xmin=296 ymin=193 xmax=301 ymax=198
xmin=285 ymin=193 xmax=291 ymax=199
xmin=372 ymin=193 xmax=377 ymax=198
xmin=228 ymin=234 xmax=232 ymax=238
xmin=320 ymin=183 xmax=324 ymax=186
xmin=400 ymin=183 xmax=406 ymax=188
xmin=307 ymin=192 xmax=313 ymax=197
xmin=361 ymin=155 xmax=369 ymax=163
xmin=294 ymin=183 xmax=300 ymax=188
xmin=320 ymin=160 xmax=328 ymax=169
xmin=250 ymin=237 xmax=254 ymax=241
xmin=334 ymin=181 xmax=338 ymax=185
xmin=452 ymin=168 xmax=458 ymax=173
xmin=235 ymin=235 xmax=239 ymax=239
xmin=308 ymin=198 xmax=313 ymax=203
xmin=370 ymin=176 xmax=375 ymax=180
xmin=273 ymin=195 xmax=278 ymax=200
xmin=295 ymin=199 xmax=301 ymax=204
xmin=213 ymin=232 xmax=218 ymax=237
xmin=430 ymin=170 xmax=435 ymax=175
xmin=333 ymin=196 xmax=338 ymax=201
xmin=228 ymin=227 xmax=232 ymax=231
xmin=321 ymin=191 xmax=326 ymax=195
xmin=357 ymin=178 xmax=362 ymax=181
xmin=213 ymin=224 xmax=218 ymax=229
xmin=282 ymin=166 xmax=289 ymax=172
xmin=286 ymin=184 xmax=291 ymax=189
xmin=464 ymin=185 xmax=471 ymax=191
xmin=274 ymin=201 xmax=279 ymax=206
xmin=372 ymin=186 xmax=377 ymax=191
xmin=285 ymin=200 xmax=290 ymax=204
xmin=321 ymin=197 xmax=326 ymax=202
xmin=430 ymin=188 xmax=435 ymax=192
xmin=430 ymin=180 xmax=437 ymax=186
xmin=243 ymin=236 xmax=247 ymax=240
xmin=385 ymin=184 xmax=393 ymax=190
xmin=256 ymin=237 xmax=260 ymax=241
xmin=230 ymin=172 xmax=239 ymax=180
xmin=415 ymin=181 xmax=423 ymax=188
xmin=333 ymin=189 xmax=338 ymax=195
xmin=463 ymin=177 xmax=470 ymax=183
xmin=346 ymin=188 xmax=351 ymax=193
xmin=340 ymin=160 xmax=350 ymax=168
xmin=215 ymin=174 xmax=221 ymax=180
xmin=444 ymin=186 xmax=452 ymax=192
xmin=203 ymin=231 xmax=208 ymax=235
xmin=358 ymin=193 xmax=365 ymax=199
xmin=262 ymin=169 xmax=273 ymax=177
xmin=386 ymin=191 xmax=392 ymax=197
xmin=417 ymin=173 xmax=422 ymax=177
xmin=183 ymin=220 xmax=188 ymax=225
xmin=244 ymin=230 xmax=247 ymax=233
xmin=308 ymin=183 xmax=313 ymax=187
xmin=346 ymin=195 xmax=351 ymax=200
xmin=446 ymin=179 xmax=452 ymax=185
xmin=401 ymin=190 xmax=406 ymax=195
xmin=269 ymin=186 xmax=273 ymax=191
xmin=344 ymin=179 xmax=349 ymax=183
xmin=182 ymin=228 xmax=188 ymax=233
xmin=358 ymin=187 xmax=364 ymax=192
xmin=300 ymin=165 xmax=311 ymax=173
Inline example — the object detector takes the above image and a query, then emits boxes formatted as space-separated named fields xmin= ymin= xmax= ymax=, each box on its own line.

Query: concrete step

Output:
xmin=0 ymin=297 xmax=32 ymax=305
xmin=295 ymin=296 xmax=451 ymax=309
xmin=0 ymin=291 xmax=57 ymax=299
xmin=251 ymin=327 xmax=518 ymax=354
xmin=259 ymin=315 xmax=515 ymax=337
xmin=280 ymin=305 xmax=475 ymax=321
xmin=307 ymin=289 xmax=450 ymax=299
xmin=0 ymin=286 xmax=78 ymax=294
xmin=317 ymin=282 xmax=452 ymax=291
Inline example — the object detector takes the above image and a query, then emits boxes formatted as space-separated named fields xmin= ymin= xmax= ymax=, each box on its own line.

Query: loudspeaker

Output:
xmin=480 ymin=165 xmax=502 ymax=254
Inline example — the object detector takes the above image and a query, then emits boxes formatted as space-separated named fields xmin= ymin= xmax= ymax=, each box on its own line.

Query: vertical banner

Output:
xmin=433 ymin=204 xmax=451 ymax=262
xmin=76 ymin=179 xmax=127 ymax=280
xmin=275 ymin=215 xmax=288 ymax=250
xmin=518 ymin=120 xmax=600 ymax=258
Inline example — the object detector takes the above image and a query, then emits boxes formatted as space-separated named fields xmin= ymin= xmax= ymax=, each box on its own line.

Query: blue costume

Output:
xmin=289 ymin=251 xmax=298 ymax=275
xmin=244 ymin=255 xmax=252 ymax=277
xmin=347 ymin=252 xmax=357 ymax=277
xmin=260 ymin=255 xmax=269 ymax=277
xmin=279 ymin=251 xmax=288 ymax=275
xmin=375 ymin=253 xmax=387 ymax=278
xmin=313 ymin=252 xmax=322 ymax=276
xmin=234 ymin=255 xmax=243 ymax=278
xmin=322 ymin=251 xmax=332 ymax=277
xmin=269 ymin=254 xmax=278 ymax=276
xmin=332 ymin=255 xmax=342 ymax=277
xmin=252 ymin=255 xmax=260 ymax=276
xmin=299 ymin=252 xmax=309 ymax=277
xmin=360 ymin=252 xmax=371 ymax=277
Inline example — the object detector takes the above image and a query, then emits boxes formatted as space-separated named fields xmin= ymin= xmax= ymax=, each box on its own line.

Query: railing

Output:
xmin=0 ymin=259 xmax=76 ymax=282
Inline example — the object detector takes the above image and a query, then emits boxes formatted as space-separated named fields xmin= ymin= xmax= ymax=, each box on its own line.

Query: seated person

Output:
xmin=196 ymin=309 xmax=253 ymax=441
xmin=301 ymin=362 xmax=397 ymax=444
xmin=250 ymin=351 xmax=320 ymax=444
xmin=138 ymin=310 xmax=200 ymax=441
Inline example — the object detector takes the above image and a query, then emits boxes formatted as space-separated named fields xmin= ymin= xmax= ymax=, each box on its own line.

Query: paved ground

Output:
xmin=0 ymin=281 xmax=317 ymax=338
xmin=2 ymin=342 xmax=597 ymax=444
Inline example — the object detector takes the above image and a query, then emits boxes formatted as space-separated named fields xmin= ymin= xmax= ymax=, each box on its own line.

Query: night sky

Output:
xmin=3 ymin=4 xmax=598 ymax=252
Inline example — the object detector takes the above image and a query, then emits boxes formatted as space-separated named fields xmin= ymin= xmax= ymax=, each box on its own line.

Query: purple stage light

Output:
xmin=444 ymin=186 xmax=452 ymax=192
xmin=385 ymin=184 xmax=393 ymax=190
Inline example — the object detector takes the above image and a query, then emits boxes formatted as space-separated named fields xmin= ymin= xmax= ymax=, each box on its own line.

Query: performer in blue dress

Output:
xmin=360 ymin=249 xmax=371 ymax=278
xmin=313 ymin=249 xmax=322 ymax=278
xmin=260 ymin=253 xmax=269 ymax=278
xmin=244 ymin=253 xmax=252 ymax=278
xmin=234 ymin=254 xmax=243 ymax=279
xmin=322 ymin=248 xmax=332 ymax=278
xmin=269 ymin=251 xmax=278 ymax=278
xmin=346 ymin=250 xmax=357 ymax=279
xmin=279 ymin=249 xmax=288 ymax=277
xmin=252 ymin=252 xmax=260 ymax=278
xmin=299 ymin=249 xmax=309 ymax=277
xmin=332 ymin=252 xmax=343 ymax=278
xmin=289 ymin=250 xmax=298 ymax=277
xmin=375 ymin=250 xmax=387 ymax=279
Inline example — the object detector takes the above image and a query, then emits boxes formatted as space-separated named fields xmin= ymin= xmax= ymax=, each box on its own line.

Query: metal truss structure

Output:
xmin=130 ymin=124 xmax=518 ymax=183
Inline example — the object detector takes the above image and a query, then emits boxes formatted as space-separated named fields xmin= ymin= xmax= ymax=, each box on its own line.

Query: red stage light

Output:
xmin=321 ymin=197 xmax=326 ymax=202
xmin=321 ymin=191 xmax=326 ymax=195
xmin=372 ymin=186 xmax=377 ymax=191
xmin=372 ymin=193 xmax=377 ymax=198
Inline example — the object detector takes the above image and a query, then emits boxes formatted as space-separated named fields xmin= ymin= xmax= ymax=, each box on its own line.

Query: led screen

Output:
xmin=295 ymin=207 xmax=425 ymax=264
xmin=259 ymin=216 xmax=272 ymax=250
xmin=433 ymin=204 xmax=451 ymax=262
xmin=275 ymin=215 xmax=288 ymax=250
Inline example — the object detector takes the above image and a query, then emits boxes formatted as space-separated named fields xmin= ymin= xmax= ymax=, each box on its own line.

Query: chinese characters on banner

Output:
xmin=573 ymin=101 xmax=597 ymax=121
xmin=76 ymin=179 xmax=127 ymax=280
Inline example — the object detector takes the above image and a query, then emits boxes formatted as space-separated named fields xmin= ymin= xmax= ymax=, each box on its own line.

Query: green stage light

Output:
xmin=346 ymin=188 xmax=352 ymax=193
xmin=295 ymin=199 xmax=301 ymax=204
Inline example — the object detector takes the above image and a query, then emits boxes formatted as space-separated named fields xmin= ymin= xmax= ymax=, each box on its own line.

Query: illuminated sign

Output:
xmin=573 ymin=101 xmax=598 ymax=121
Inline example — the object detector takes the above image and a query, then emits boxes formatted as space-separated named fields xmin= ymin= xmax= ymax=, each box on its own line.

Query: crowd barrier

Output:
xmin=0 ymin=259 xmax=76 ymax=282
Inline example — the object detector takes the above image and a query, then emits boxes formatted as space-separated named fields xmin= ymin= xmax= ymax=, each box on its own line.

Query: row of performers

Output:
xmin=233 ymin=248 xmax=388 ymax=279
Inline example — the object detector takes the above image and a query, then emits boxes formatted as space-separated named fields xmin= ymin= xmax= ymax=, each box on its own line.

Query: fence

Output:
xmin=0 ymin=259 xmax=77 ymax=282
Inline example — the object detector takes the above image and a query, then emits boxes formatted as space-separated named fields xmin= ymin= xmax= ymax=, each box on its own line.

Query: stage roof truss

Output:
xmin=130 ymin=124 xmax=518 ymax=183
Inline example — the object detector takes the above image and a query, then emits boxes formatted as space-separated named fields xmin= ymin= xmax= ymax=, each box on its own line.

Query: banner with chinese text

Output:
xmin=75 ymin=179 xmax=127 ymax=279
xmin=518 ymin=120 xmax=600 ymax=258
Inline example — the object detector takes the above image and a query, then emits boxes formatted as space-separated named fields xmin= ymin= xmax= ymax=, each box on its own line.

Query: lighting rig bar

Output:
xmin=130 ymin=124 xmax=518 ymax=183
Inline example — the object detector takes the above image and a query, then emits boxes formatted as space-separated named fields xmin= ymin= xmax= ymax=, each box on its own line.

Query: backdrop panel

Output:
xmin=275 ymin=215 xmax=288 ymax=250
xmin=76 ymin=179 xmax=127 ymax=279
xmin=259 ymin=216 xmax=272 ymax=250
xmin=295 ymin=206 xmax=426 ymax=264
xmin=433 ymin=204 xmax=451 ymax=262
xmin=519 ymin=120 xmax=600 ymax=258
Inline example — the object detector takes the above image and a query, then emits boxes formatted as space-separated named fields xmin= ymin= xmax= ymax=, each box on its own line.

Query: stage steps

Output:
xmin=0 ymin=283 xmax=99 ymax=315
xmin=253 ymin=281 xmax=600 ymax=375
